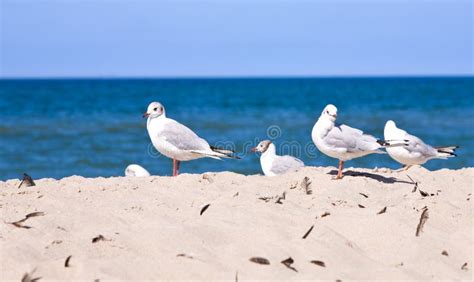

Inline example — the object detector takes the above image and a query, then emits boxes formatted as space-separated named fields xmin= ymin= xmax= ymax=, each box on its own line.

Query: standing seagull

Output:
xmin=312 ymin=104 xmax=407 ymax=179
xmin=144 ymin=102 xmax=237 ymax=176
xmin=384 ymin=120 xmax=458 ymax=170
xmin=251 ymin=140 xmax=304 ymax=176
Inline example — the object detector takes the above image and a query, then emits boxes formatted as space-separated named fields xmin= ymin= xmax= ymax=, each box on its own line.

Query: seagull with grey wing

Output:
xmin=251 ymin=140 xmax=304 ymax=176
xmin=143 ymin=102 xmax=238 ymax=176
xmin=384 ymin=120 xmax=458 ymax=170
xmin=312 ymin=104 xmax=408 ymax=179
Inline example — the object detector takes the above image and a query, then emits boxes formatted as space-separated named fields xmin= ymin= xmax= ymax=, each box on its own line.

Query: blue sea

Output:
xmin=0 ymin=77 xmax=472 ymax=180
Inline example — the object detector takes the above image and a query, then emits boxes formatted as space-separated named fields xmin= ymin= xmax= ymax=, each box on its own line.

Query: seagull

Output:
xmin=312 ymin=104 xmax=407 ymax=179
xmin=384 ymin=120 xmax=458 ymax=170
xmin=251 ymin=140 xmax=304 ymax=176
xmin=125 ymin=164 xmax=151 ymax=177
xmin=143 ymin=102 xmax=238 ymax=176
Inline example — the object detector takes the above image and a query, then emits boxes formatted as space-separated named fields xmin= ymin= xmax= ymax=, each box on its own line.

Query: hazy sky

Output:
xmin=0 ymin=0 xmax=472 ymax=77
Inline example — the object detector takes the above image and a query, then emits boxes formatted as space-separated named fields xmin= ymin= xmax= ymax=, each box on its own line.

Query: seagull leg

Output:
xmin=176 ymin=160 xmax=181 ymax=176
xmin=172 ymin=159 xmax=177 ymax=176
xmin=333 ymin=160 xmax=344 ymax=180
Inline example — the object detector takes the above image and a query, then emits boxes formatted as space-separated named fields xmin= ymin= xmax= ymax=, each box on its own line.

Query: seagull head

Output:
xmin=251 ymin=140 xmax=272 ymax=153
xmin=321 ymin=104 xmax=338 ymax=122
xmin=385 ymin=120 xmax=397 ymax=128
xmin=384 ymin=120 xmax=399 ymax=134
xmin=143 ymin=102 xmax=165 ymax=119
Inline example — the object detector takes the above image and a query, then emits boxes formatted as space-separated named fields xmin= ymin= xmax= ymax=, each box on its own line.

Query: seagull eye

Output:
xmin=153 ymin=107 xmax=158 ymax=111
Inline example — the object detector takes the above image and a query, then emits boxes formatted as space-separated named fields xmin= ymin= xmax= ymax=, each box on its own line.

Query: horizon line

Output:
xmin=0 ymin=74 xmax=473 ymax=80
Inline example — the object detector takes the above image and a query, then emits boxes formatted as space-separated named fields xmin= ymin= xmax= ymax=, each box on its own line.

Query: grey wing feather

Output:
xmin=161 ymin=121 xmax=210 ymax=151
xmin=325 ymin=124 xmax=380 ymax=153
xmin=270 ymin=155 xmax=304 ymax=175
xmin=405 ymin=134 xmax=437 ymax=157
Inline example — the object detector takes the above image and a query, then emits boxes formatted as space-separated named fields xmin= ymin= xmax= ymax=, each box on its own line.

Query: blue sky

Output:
xmin=0 ymin=0 xmax=472 ymax=77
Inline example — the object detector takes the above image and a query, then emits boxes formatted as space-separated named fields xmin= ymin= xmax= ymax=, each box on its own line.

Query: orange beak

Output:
xmin=250 ymin=147 xmax=257 ymax=152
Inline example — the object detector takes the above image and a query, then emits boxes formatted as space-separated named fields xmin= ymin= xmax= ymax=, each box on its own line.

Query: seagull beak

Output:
xmin=250 ymin=147 xmax=257 ymax=152
xmin=331 ymin=114 xmax=337 ymax=118
xmin=142 ymin=112 xmax=150 ymax=118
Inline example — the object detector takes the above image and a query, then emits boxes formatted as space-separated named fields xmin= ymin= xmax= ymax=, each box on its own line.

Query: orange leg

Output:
xmin=333 ymin=160 xmax=344 ymax=180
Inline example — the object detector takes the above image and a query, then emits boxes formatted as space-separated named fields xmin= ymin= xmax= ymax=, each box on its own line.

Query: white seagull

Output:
xmin=384 ymin=120 xmax=458 ymax=170
xmin=251 ymin=140 xmax=304 ymax=176
xmin=143 ymin=102 xmax=237 ymax=176
xmin=125 ymin=164 xmax=151 ymax=177
xmin=312 ymin=104 xmax=407 ymax=179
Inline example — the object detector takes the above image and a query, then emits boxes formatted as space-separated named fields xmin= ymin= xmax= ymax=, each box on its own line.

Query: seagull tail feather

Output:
xmin=190 ymin=148 xmax=240 ymax=160
xmin=210 ymin=146 xmax=241 ymax=159
xmin=435 ymin=145 xmax=459 ymax=158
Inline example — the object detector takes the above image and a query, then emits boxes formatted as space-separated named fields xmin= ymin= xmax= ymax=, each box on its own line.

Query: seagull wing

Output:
xmin=160 ymin=120 xmax=212 ymax=152
xmin=324 ymin=124 xmax=380 ymax=153
xmin=270 ymin=155 xmax=304 ymax=175
xmin=404 ymin=133 xmax=437 ymax=158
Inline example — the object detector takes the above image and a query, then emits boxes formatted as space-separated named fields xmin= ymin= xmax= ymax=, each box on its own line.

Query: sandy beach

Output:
xmin=1 ymin=166 xmax=472 ymax=280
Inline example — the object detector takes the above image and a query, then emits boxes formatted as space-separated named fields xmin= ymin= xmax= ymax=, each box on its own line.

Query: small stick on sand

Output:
xmin=302 ymin=225 xmax=314 ymax=239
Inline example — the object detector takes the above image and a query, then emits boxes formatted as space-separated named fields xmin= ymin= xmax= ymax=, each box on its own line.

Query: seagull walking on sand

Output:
xmin=125 ymin=164 xmax=151 ymax=177
xmin=312 ymin=104 xmax=407 ymax=179
xmin=384 ymin=120 xmax=458 ymax=170
xmin=251 ymin=140 xmax=304 ymax=176
xmin=144 ymin=102 xmax=238 ymax=176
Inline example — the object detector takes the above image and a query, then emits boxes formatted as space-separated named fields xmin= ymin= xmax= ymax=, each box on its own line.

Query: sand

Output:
xmin=1 ymin=166 xmax=472 ymax=281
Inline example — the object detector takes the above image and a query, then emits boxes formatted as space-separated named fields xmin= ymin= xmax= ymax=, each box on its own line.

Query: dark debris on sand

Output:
xmin=8 ymin=212 xmax=45 ymax=229
xmin=281 ymin=257 xmax=298 ymax=272
xmin=249 ymin=257 xmax=270 ymax=265
xmin=18 ymin=173 xmax=36 ymax=188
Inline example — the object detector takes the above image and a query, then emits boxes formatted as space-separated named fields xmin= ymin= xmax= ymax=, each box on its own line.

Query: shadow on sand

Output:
xmin=328 ymin=170 xmax=413 ymax=184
